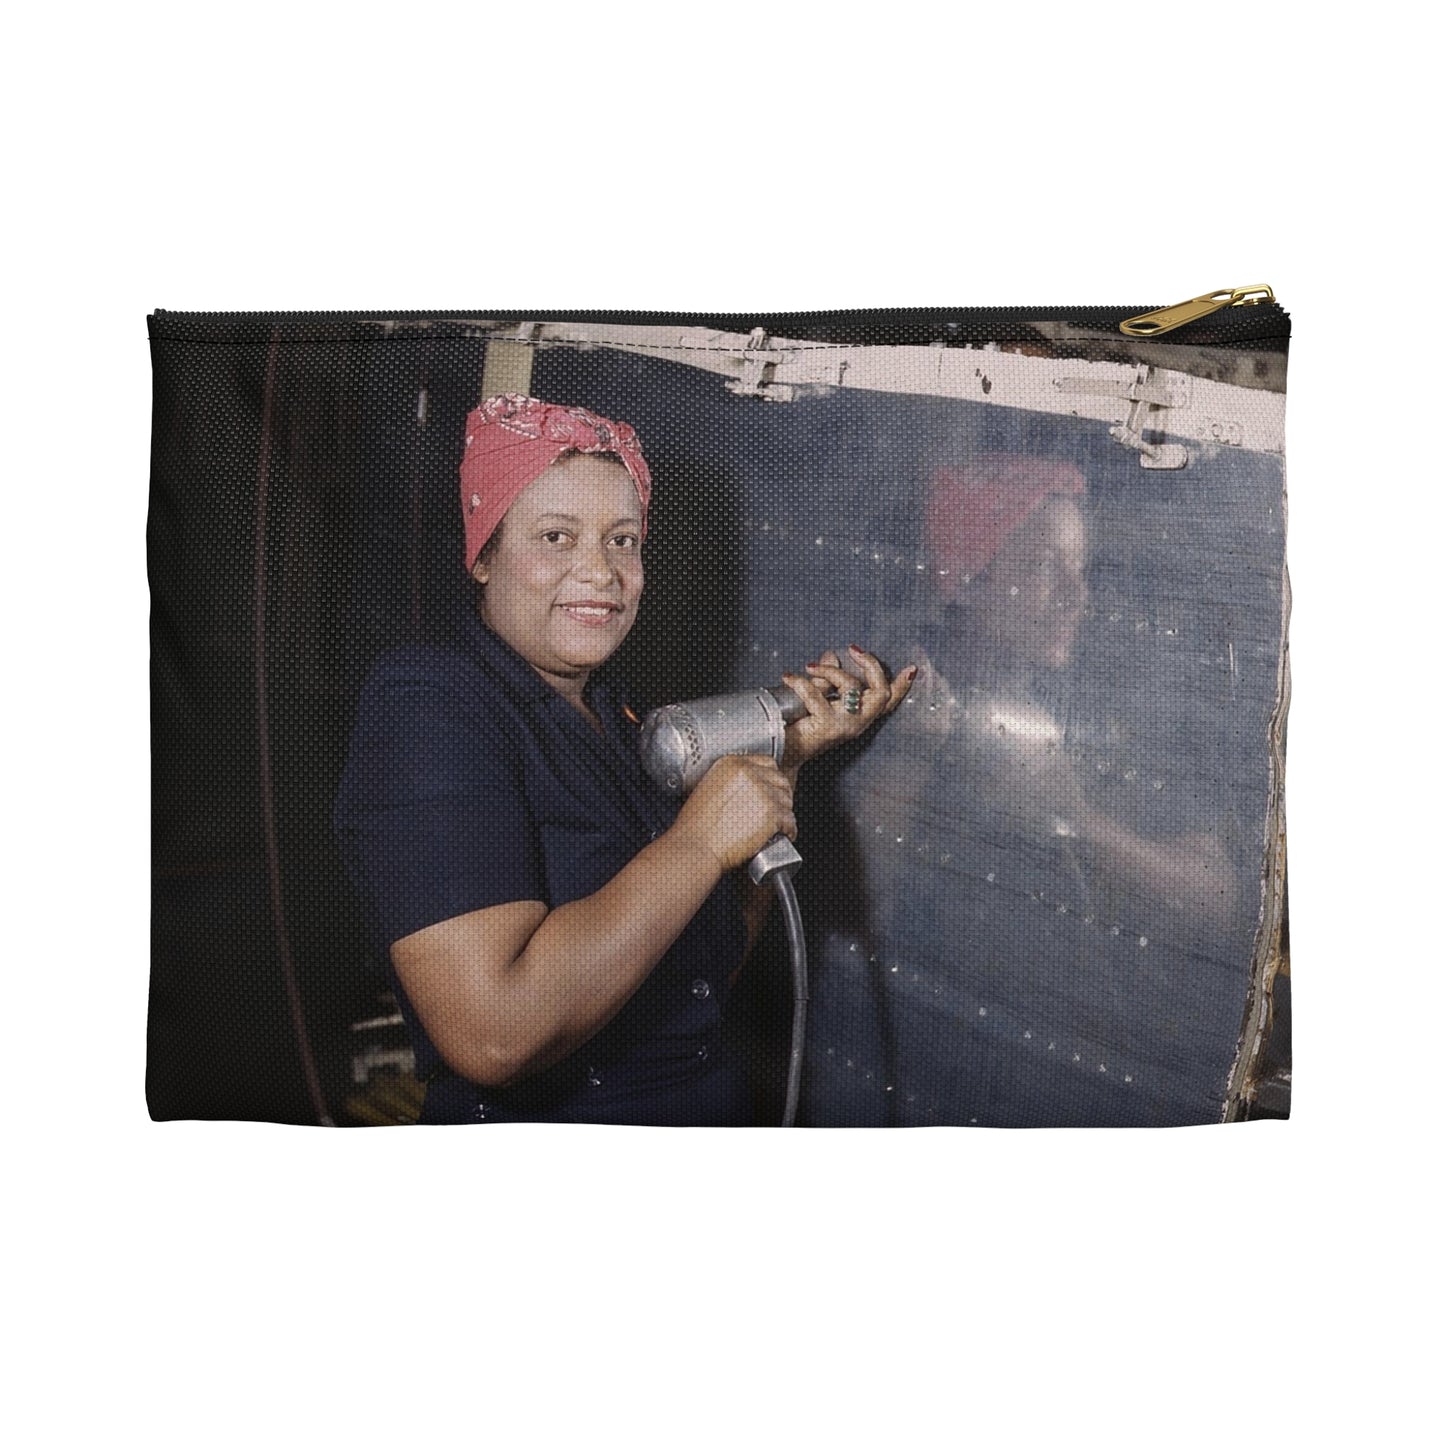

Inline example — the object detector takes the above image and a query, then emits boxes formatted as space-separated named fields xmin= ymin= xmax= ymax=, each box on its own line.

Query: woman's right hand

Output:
xmin=672 ymin=754 xmax=797 ymax=872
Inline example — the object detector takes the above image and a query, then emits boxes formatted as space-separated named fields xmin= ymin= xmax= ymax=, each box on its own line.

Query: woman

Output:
xmin=334 ymin=394 xmax=913 ymax=1125
xmin=916 ymin=453 xmax=1236 ymax=925
xmin=856 ymin=452 xmax=1242 ymax=1125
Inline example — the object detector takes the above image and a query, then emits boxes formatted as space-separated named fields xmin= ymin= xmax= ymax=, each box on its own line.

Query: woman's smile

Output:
xmin=557 ymin=599 xmax=625 ymax=626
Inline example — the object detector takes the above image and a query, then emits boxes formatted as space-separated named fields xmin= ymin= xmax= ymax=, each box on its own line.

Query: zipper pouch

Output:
xmin=147 ymin=288 xmax=1291 ymax=1127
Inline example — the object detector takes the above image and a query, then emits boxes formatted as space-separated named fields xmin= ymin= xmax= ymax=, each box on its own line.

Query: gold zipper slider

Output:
xmin=1120 ymin=285 xmax=1275 ymax=337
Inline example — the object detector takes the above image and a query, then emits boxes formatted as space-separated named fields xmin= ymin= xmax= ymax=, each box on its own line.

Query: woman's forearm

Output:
xmin=414 ymin=754 xmax=795 ymax=1087
xmin=1080 ymin=812 xmax=1238 ymax=926
xmin=493 ymin=827 xmax=727 ymax=1078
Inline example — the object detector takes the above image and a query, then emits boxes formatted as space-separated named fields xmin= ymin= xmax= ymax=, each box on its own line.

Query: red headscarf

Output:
xmin=459 ymin=394 xmax=653 ymax=571
xmin=925 ymin=454 xmax=1086 ymax=602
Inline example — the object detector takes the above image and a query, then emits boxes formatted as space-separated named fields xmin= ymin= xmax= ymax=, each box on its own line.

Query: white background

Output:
xmin=6 ymin=2 xmax=1438 ymax=1441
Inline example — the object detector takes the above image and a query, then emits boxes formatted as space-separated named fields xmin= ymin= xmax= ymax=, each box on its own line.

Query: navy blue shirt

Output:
xmin=333 ymin=610 xmax=752 ymax=1125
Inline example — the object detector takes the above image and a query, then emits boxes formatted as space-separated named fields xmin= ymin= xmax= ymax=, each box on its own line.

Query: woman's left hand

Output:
xmin=779 ymin=646 xmax=917 ymax=771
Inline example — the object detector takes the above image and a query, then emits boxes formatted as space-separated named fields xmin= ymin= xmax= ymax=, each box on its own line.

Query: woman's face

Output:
xmin=974 ymin=495 xmax=1089 ymax=670
xmin=472 ymin=452 xmax=645 ymax=688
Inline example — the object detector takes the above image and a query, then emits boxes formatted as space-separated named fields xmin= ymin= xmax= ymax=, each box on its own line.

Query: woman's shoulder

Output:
xmin=350 ymin=639 xmax=525 ymax=752
xmin=337 ymin=643 xmax=533 ymax=821
xmin=361 ymin=638 xmax=485 ymax=697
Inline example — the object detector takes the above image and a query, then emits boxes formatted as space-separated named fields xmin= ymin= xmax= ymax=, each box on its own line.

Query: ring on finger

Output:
xmin=843 ymin=687 xmax=863 ymax=715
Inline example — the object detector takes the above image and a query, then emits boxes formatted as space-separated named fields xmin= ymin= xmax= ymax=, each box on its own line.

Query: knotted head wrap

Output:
xmin=459 ymin=394 xmax=653 ymax=571
xmin=925 ymin=454 xmax=1086 ymax=603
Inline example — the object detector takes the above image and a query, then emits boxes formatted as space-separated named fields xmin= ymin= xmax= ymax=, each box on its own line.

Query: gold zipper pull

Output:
xmin=1120 ymin=285 xmax=1275 ymax=337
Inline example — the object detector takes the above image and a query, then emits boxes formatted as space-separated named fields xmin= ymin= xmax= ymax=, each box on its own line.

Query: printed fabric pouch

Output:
xmin=147 ymin=287 xmax=1291 ymax=1127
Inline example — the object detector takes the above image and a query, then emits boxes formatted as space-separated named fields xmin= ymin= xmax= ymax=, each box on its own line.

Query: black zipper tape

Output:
xmin=148 ymin=304 xmax=1290 ymax=348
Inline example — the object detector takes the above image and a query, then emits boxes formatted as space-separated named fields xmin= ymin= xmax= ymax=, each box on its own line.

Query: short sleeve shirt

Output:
xmin=333 ymin=611 xmax=751 ymax=1124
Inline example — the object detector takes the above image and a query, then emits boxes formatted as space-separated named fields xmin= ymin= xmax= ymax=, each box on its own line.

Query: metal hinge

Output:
xmin=1056 ymin=363 xmax=1190 ymax=469
xmin=726 ymin=329 xmax=797 ymax=402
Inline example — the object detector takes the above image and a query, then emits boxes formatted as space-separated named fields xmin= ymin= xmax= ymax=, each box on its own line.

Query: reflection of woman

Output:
xmin=911 ymin=454 xmax=1235 ymax=927
xmin=843 ymin=453 xmax=1244 ymax=1126
xmin=334 ymin=395 xmax=912 ymax=1124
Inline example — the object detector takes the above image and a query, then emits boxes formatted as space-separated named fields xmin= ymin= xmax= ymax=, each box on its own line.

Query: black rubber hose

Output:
xmin=774 ymin=871 xmax=809 ymax=1127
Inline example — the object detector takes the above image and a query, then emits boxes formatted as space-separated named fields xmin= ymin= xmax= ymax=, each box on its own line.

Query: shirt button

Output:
xmin=691 ymin=979 xmax=711 ymax=1000
xmin=695 ymin=1045 xmax=709 ymax=1062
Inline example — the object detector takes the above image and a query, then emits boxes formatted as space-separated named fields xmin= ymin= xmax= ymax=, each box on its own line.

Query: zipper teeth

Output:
xmin=152 ymin=304 xmax=1281 ymax=321
xmin=150 ymin=304 xmax=1289 ymax=347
